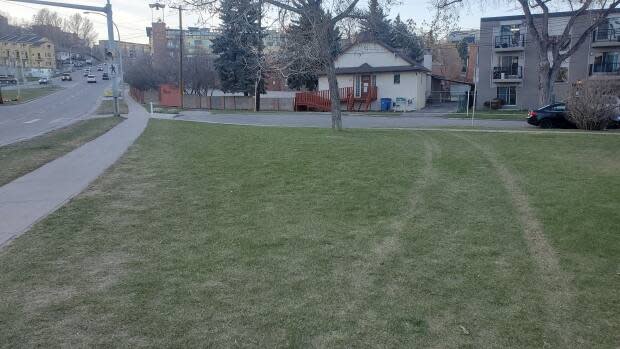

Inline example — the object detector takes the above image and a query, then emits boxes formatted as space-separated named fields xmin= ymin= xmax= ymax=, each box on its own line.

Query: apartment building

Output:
xmin=477 ymin=10 xmax=620 ymax=110
xmin=147 ymin=21 xmax=284 ymax=58
xmin=0 ymin=34 xmax=56 ymax=77
xmin=96 ymin=40 xmax=151 ymax=60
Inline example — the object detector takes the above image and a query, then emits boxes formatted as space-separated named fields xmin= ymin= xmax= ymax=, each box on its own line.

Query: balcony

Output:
xmin=588 ymin=63 xmax=620 ymax=77
xmin=494 ymin=34 xmax=525 ymax=51
xmin=492 ymin=66 xmax=523 ymax=83
xmin=592 ymin=29 xmax=620 ymax=48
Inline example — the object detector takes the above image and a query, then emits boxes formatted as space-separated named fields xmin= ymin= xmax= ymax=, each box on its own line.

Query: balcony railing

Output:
xmin=493 ymin=66 xmax=523 ymax=80
xmin=494 ymin=34 xmax=525 ymax=49
xmin=589 ymin=62 xmax=620 ymax=76
xmin=592 ymin=28 xmax=620 ymax=43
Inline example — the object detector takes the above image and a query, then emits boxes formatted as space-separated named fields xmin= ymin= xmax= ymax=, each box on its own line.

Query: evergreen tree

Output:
xmin=282 ymin=6 xmax=340 ymax=91
xmin=212 ymin=0 xmax=264 ymax=95
xmin=390 ymin=14 xmax=424 ymax=62
xmin=360 ymin=0 xmax=392 ymax=43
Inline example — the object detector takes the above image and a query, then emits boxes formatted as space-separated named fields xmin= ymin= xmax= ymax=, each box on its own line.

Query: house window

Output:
xmin=393 ymin=73 xmax=400 ymax=84
xmin=555 ymin=67 xmax=568 ymax=82
xmin=354 ymin=75 xmax=361 ymax=97
xmin=497 ymin=86 xmax=517 ymax=105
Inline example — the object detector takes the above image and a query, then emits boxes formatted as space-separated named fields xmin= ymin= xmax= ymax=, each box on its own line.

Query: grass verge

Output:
xmin=0 ymin=86 xmax=62 ymax=104
xmin=449 ymin=109 xmax=527 ymax=120
xmin=0 ymin=122 xmax=618 ymax=347
xmin=0 ymin=116 xmax=123 ymax=186
xmin=96 ymin=99 xmax=129 ymax=115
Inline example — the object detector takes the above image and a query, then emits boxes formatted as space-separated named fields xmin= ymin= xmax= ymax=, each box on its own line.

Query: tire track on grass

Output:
xmin=342 ymin=134 xmax=438 ymax=340
xmin=450 ymin=132 xmax=575 ymax=346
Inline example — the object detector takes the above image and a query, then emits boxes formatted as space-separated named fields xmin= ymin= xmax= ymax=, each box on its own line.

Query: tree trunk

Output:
xmin=538 ymin=60 xmax=563 ymax=106
xmin=254 ymin=78 xmax=260 ymax=112
xmin=326 ymin=59 xmax=342 ymax=130
xmin=538 ymin=60 xmax=552 ymax=106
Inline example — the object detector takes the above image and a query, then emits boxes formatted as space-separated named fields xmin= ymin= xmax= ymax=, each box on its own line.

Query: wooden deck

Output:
xmin=294 ymin=87 xmax=377 ymax=112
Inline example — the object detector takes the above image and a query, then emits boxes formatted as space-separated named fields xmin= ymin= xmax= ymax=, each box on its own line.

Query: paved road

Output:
xmin=0 ymin=71 xmax=108 ymax=146
xmin=170 ymin=109 xmax=530 ymax=129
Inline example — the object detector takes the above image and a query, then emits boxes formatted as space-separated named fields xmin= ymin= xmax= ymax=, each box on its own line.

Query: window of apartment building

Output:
xmin=497 ymin=86 xmax=516 ymax=105
xmin=555 ymin=67 xmax=568 ymax=82
xmin=497 ymin=24 xmax=521 ymax=47
xmin=393 ymin=73 xmax=400 ymax=84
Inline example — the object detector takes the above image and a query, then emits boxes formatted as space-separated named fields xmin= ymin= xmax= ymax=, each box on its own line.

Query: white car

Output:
xmin=87 ymin=75 xmax=97 ymax=83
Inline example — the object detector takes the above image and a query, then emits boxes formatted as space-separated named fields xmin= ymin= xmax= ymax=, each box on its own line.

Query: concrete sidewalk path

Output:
xmin=0 ymin=95 xmax=149 ymax=248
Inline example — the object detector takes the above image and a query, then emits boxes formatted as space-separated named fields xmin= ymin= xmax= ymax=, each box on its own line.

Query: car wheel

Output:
xmin=540 ymin=119 xmax=554 ymax=129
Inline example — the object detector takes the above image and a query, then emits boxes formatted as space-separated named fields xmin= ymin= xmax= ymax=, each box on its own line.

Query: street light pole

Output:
xmin=84 ymin=11 xmax=124 ymax=101
xmin=6 ymin=0 xmax=120 ymax=116
xmin=170 ymin=5 xmax=183 ymax=109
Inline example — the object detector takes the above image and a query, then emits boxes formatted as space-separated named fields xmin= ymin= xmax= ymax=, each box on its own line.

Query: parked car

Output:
xmin=97 ymin=66 xmax=103 ymax=71
xmin=87 ymin=75 xmax=97 ymax=83
xmin=528 ymin=100 xmax=620 ymax=129
xmin=102 ymin=72 xmax=109 ymax=80
xmin=83 ymin=71 xmax=90 ymax=77
xmin=61 ymin=73 xmax=72 ymax=81
xmin=38 ymin=77 xmax=49 ymax=85
xmin=0 ymin=75 xmax=18 ymax=85
xmin=527 ymin=103 xmax=575 ymax=128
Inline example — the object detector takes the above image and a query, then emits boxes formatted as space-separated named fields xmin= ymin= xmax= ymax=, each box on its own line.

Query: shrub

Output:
xmin=566 ymin=81 xmax=620 ymax=130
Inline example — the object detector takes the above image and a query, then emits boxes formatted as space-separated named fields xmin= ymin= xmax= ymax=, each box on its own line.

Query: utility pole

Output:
xmin=6 ymin=0 xmax=120 ymax=116
xmin=171 ymin=5 xmax=184 ymax=109
xmin=255 ymin=0 xmax=263 ymax=112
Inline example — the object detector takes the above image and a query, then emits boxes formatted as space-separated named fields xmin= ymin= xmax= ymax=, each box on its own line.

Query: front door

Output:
xmin=361 ymin=75 xmax=371 ymax=99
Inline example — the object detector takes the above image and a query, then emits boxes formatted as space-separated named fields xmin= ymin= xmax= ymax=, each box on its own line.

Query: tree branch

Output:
xmin=261 ymin=0 xmax=303 ymax=15
xmin=332 ymin=0 xmax=361 ymax=23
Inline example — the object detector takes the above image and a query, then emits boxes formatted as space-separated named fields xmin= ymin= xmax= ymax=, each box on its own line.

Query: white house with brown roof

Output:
xmin=316 ymin=39 xmax=430 ymax=111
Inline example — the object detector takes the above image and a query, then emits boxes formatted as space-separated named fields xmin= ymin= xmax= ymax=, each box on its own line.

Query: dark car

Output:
xmin=102 ymin=73 xmax=109 ymax=80
xmin=527 ymin=103 xmax=575 ymax=128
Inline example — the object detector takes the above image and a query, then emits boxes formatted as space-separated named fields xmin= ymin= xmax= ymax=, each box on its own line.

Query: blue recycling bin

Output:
xmin=380 ymin=98 xmax=392 ymax=111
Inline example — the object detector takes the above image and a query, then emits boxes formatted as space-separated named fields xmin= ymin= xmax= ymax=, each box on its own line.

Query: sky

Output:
xmin=0 ymin=0 xmax=526 ymax=44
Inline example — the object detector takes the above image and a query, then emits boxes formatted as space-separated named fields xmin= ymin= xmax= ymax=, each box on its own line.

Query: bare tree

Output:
xmin=436 ymin=0 xmax=620 ymax=105
xmin=64 ymin=14 xmax=97 ymax=46
xmin=566 ymin=80 xmax=620 ymax=130
xmin=183 ymin=49 xmax=219 ymax=96
xmin=262 ymin=0 xmax=363 ymax=130
xmin=32 ymin=8 xmax=64 ymax=27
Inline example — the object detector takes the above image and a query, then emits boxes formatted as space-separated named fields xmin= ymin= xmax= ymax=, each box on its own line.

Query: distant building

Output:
xmin=0 ymin=15 xmax=8 ymax=33
xmin=147 ymin=22 xmax=220 ymax=59
xmin=146 ymin=21 xmax=288 ymax=90
xmin=0 ymin=33 xmax=56 ymax=77
xmin=448 ymin=29 xmax=480 ymax=43
xmin=146 ymin=21 xmax=284 ymax=57
xmin=96 ymin=40 xmax=151 ymax=60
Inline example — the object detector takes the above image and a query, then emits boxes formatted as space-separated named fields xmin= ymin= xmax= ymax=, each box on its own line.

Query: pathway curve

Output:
xmin=0 ymin=95 xmax=149 ymax=248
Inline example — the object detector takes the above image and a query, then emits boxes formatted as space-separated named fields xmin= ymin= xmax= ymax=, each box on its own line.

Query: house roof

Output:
xmin=0 ymin=33 xmax=48 ymax=46
xmin=334 ymin=63 xmax=429 ymax=75
xmin=339 ymin=36 xmax=424 ymax=67
xmin=324 ymin=37 xmax=429 ymax=76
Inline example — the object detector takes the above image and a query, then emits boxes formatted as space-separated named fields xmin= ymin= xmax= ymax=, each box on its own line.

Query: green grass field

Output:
xmin=0 ymin=117 xmax=123 ymax=187
xmin=0 ymin=121 xmax=618 ymax=347
xmin=0 ymin=86 xmax=62 ymax=104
